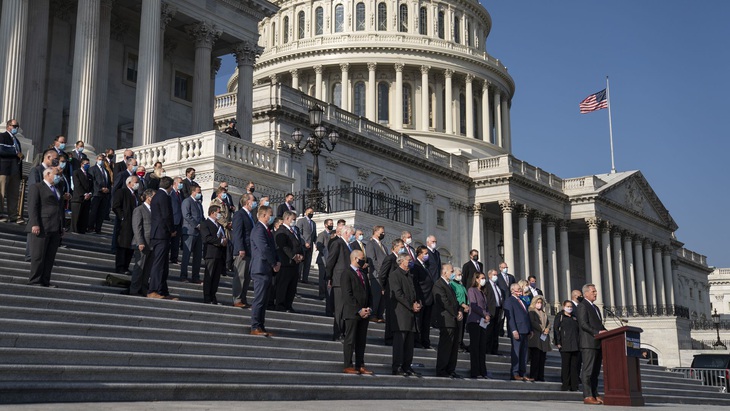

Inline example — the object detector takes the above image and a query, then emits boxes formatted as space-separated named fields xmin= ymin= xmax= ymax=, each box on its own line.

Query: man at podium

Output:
xmin=577 ymin=283 xmax=607 ymax=405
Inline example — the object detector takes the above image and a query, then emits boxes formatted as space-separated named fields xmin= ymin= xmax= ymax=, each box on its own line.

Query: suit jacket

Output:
xmin=200 ymin=218 xmax=227 ymax=260
xmin=426 ymin=248 xmax=442 ymax=283
xmin=180 ymin=177 xmax=199 ymax=199
xmin=0 ymin=131 xmax=22 ymax=176
xmin=26 ymin=181 xmax=63 ymax=235
xmin=364 ymin=238 xmax=388 ymax=279
xmin=496 ymin=271 xmax=517 ymax=301
xmin=483 ymin=280 xmax=500 ymax=317
xmin=169 ymin=189 xmax=183 ymax=225
xmin=112 ymin=187 xmax=138 ymax=248
xmin=275 ymin=224 xmax=302 ymax=267
xmin=210 ymin=197 xmax=231 ymax=228
xmin=250 ymin=221 xmax=279 ymax=274
xmin=461 ymin=259 xmax=484 ymax=291
xmin=149 ymin=188 xmax=173 ymax=241
xmin=389 ymin=267 xmax=418 ymax=332
xmin=113 ymin=169 xmax=134 ymax=193
xmin=181 ymin=196 xmax=204 ymax=236
xmin=529 ymin=286 xmax=544 ymax=297
xmin=341 ymin=265 xmax=373 ymax=320
xmin=146 ymin=174 xmax=160 ymax=191
xmin=315 ymin=229 xmax=331 ymax=264
xmin=276 ymin=202 xmax=294 ymax=218
xmin=504 ymin=295 xmax=531 ymax=335
xmin=325 ymin=236 xmax=352 ymax=287
xmin=132 ymin=203 xmax=152 ymax=248
xmin=432 ymin=278 xmax=459 ymax=328
xmin=113 ymin=160 xmax=127 ymax=177
xmin=88 ymin=164 xmax=111 ymax=197
xmin=71 ymin=169 xmax=93 ymax=203
xmin=379 ymin=252 xmax=398 ymax=289
xmin=231 ymin=207 xmax=254 ymax=255
xmin=295 ymin=216 xmax=316 ymax=247
xmin=577 ymin=299 xmax=606 ymax=350
xmin=27 ymin=164 xmax=46 ymax=187
xmin=69 ymin=149 xmax=88 ymax=173
xmin=412 ymin=260 xmax=434 ymax=306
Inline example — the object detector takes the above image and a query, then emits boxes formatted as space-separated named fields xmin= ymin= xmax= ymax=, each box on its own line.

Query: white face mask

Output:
xmin=564 ymin=307 xmax=573 ymax=314
xmin=455 ymin=275 xmax=462 ymax=282
xmin=501 ymin=268 xmax=508 ymax=274
xmin=405 ymin=238 xmax=412 ymax=245
xmin=479 ymin=278 xmax=487 ymax=287
xmin=490 ymin=276 xmax=498 ymax=283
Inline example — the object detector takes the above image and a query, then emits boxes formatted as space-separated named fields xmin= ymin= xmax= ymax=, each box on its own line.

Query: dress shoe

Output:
xmin=595 ymin=396 xmax=604 ymax=404
xmin=250 ymin=328 xmax=270 ymax=336
xmin=233 ymin=302 xmax=250 ymax=308
xmin=376 ymin=318 xmax=385 ymax=323
xmin=451 ymin=373 xmax=463 ymax=379
xmin=583 ymin=397 xmax=601 ymax=405
xmin=0 ymin=217 xmax=7 ymax=222
xmin=163 ymin=296 xmax=180 ymax=301
xmin=359 ymin=367 xmax=374 ymax=375
xmin=436 ymin=372 xmax=452 ymax=378
xmin=286 ymin=309 xmax=297 ymax=313
xmin=43 ymin=283 xmax=59 ymax=288
xmin=392 ymin=368 xmax=408 ymax=376
xmin=523 ymin=376 xmax=535 ymax=382
xmin=16 ymin=218 xmax=26 ymax=224
xmin=147 ymin=292 xmax=165 ymax=299
xmin=511 ymin=375 xmax=525 ymax=381
xmin=180 ymin=278 xmax=190 ymax=283
xmin=192 ymin=280 xmax=203 ymax=285
xmin=343 ymin=367 xmax=360 ymax=374
xmin=404 ymin=368 xmax=422 ymax=377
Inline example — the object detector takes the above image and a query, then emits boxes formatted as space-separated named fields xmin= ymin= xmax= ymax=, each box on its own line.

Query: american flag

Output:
xmin=579 ymin=89 xmax=608 ymax=114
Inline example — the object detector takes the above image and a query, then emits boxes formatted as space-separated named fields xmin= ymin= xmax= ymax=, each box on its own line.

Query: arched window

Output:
xmin=283 ymin=16 xmax=289 ymax=44
xmin=454 ymin=16 xmax=460 ymax=43
xmin=399 ymin=4 xmax=408 ymax=33
xmin=419 ymin=7 xmax=427 ymax=35
xmin=377 ymin=3 xmax=387 ymax=31
xmin=467 ymin=21 xmax=472 ymax=46
xmin=377 ymin=81 xmax=389 ymax=122
xmin=271 ymin=22 xmax=276 ymax=45
xmin=429 ymin=87 xmax=435 ymax=128
xmin=459 ymin=93 xmax=466 ymax=135
xmin=332 ymin=82 xmax=342 ymax=107
xmin=354 ymin=81 xmax=366 ymax=116
xmin=473 ymin=98 xmax=479 ymax=138
xmin=441 ymin=89 xmax=446 ymax=131
xmin=298 ymin=11 xmax=305 ymax=39
xmin=356 ymin=3 xmax=366 ymax=31
xmin=437 ymin=11 xmax=444 ymax=39
xmin=334 ymin=4 xmax=344 ymax=33
xmin=403 ymin=83 xmax=412 ymax=125
xmin=315 ymin=7 xmax=324 ymax=35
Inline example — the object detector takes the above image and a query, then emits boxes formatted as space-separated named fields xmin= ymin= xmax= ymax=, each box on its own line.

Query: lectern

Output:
xmin=595 ymin=325 xmax=645 ymax=406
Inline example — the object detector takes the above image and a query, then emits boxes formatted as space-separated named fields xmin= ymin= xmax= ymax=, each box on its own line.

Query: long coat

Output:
xmin=341 ymin=266 xmax=373 ymax=320
xmin=528 ymin=310 xmax=552 ymax=352
xmin=432 ymin=278 xmax=459 ymax=329
xmin=112 ymin=187 xmax=138 ymax=249
xmin=389 ymin=267 xmax=418 ymax=332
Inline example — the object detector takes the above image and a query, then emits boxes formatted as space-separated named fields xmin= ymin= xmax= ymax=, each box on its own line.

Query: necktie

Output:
xmin=356 ymin=269 xmax=365 ymax=288
xmin=593 ymin=303 xmax=602 ymax=320
xmin=50 ymin=185 xmax=58 ymax=200
xmin=493 ymin=283 xmax=502 ymax=306
xmin=346 ymin=239 xmax=352 ymax=252
xmin=517 ymin=297 xmax=526 ymax=311
xmin=407 ymin=246 xmax=415 ymax=260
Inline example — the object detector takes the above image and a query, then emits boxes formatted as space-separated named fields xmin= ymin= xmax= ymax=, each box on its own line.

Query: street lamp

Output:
xmin=712 ymin=308 xmax=726 ymax=349
xmin=498 ymin=239 xmax=505 ymax=260
xmin=291 ymin=104 xmax=340 ymax=211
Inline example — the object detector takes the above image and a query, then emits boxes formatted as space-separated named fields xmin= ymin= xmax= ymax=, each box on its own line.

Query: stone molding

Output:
xmin=232 ymin=41 xmax=262 ymax=67
xmin=186 ymin=21 xmax=222 ymax=48
xmin=585 ymin=217 xmax=601 ymax=229
xmin=325 ymin=157 xmax=340 ymax=171
xmin=161 ymin=2 xmax=177 ymax=30
xmin=498 ymin=199 xmax=515 ymax=213
xmin=399 ymin=182 xmax=411 ymax=195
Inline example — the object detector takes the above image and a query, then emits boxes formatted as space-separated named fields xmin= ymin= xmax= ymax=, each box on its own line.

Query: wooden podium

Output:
xmin=595 ymin=325 xmax=645 ymax=406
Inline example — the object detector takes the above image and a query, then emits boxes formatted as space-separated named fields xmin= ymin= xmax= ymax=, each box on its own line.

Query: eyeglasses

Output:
xmin=9 ymin=124 xmax=19 ymax=128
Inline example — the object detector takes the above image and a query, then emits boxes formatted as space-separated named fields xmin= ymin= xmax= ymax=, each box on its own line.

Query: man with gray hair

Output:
xmin=27 ymin=167 xmax=64 ymax=287
xmin=112 ymin=174 xmax=139 ymax=274
xmin=389 ymin=252 xmax=421 ymax=376
xmin=129 ymin=189 xmax=156 ymax=296
xmin=326 ymin=224 xmax=356 ymax=341
xmin=577 ymin=283 xmax=607 ymax=404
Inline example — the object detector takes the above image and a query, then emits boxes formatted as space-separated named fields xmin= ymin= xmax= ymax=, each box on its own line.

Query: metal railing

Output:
xmin=270 ymin=184 xmax=413 ymax=225
xmin=691 ymin=319 xmax=730 ymax=330
xmin=689 ymin=339 xmax=730 ymax=350
xmin=603 ymin=305 xmax=690 ymax=319
xmin=671 ymin=368 xmax=728 ymax=393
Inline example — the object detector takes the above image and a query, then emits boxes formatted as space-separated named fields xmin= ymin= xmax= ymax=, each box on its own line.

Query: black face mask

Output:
xmin=249 ymin=187 xmax=255 ymax=193
xmin=326 ymin=225 xmax=334 ymax=231
xmin=306 ymin=213 xmax=313 ymax=219
xmin=51 ymin=158 xmax=59 ymax=167
xmin=577 ymin=296 xmax=584 ymax=303
xmin=356 ymin=258 xmax=366 ymax=268
xmin=472 ymin=255 xmax=479 ymax=261
xmin=378 ymin=233 xmax=385 ymax=240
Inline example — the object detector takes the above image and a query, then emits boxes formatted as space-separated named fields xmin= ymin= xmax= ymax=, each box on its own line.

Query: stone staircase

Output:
xmin=0 ymin=222 xmax=728 ymax=405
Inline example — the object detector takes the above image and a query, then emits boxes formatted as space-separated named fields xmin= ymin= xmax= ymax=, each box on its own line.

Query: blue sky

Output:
xmin=215 ymin=1 xmax=730 ymax=266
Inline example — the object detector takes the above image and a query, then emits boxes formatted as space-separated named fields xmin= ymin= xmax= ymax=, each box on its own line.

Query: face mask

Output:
xmin=137 ymin=171 xmax=145 ymax=177
xmin=195 ymin=193 xmax=202 ymax=201
xmin=58 ymin=143 xmax=66 ymax=150
xmin=221 ymin=193 xmax=228 ymax=200
xmin=472 ymin=255 xmax=479 ymax=261
xmin=96 ymin=160 xmax=103 ymax=167
xmin=490 ymin=276 xmax=498 ymax=283
xmin=378 ymin=233 xmax=385 ymax=240
xmin=177 ymin=183 xmax=183 ymax=190
xmin=262 ymin=201 xmax=270 ymax=207
xmin=326 ymin=225 xmax=333 ymax=231
xmin=59 ymin=162 xmax=66 ymax=169
xmin=501 ymin=268 xmax=508 ymax=274
xmin=132 ymin=183 xmax=140 ymax=190
xmin=215 ymin=212 xmax=222 ymax=220
xmin=131 ymin=165 xmax=138 ymax=173
xmin=450 ymin=273 xmax=456 ymax=281
xmin=399 ymin=247 xmax=405 ymax=254
xmin=77 ymin=147 xmax=84 ymax=153
xmin=10 ymin=128 xmax=18 ymax=135
xmin=530 ymin=282 xmax=536 ymax=288
xmin=189 ymin=174 xmax=195 ymax=180
xmin=251 ymin=201 xmax=258 ymax=208
xmin=268 ymin=215 xmax=275 ymax=225
xmin=356 ymin=258 xmax=366 ymax=268
xmin=430 ymin=242 xmax=437 ymax=248
xmin=307 ymin=213 xmax=313 ymax=219
xmin=577 ymin=296 xmax=584 ymax=303
xmin=455 ymin=275 xmax=462 ymax=282
xmin=357 ymin=235 xmax=363 ymax=242
xmin=51 ymin=159 xmax=59 ymax=167
xmin=404 ymin=238 xmax=412 ymax=245
xmin=348 ymin=234 xmax=356 ymax=243
xmin=479 ymin=278 xmax=487 ymax=287
xmin=535 ymin=303 xmax=543 ymax=310
xmin=52 ymin=175 xmax=61 ymax=185
xmin=421 ymin=254 xmax=429 ymax=262
xmin=249 ymin=187 xmax=255 ymax=193
xmin=564 ymin=307 xmax=573 ymax=314
xmin=82 ymin=164 xmax=90 ymax=172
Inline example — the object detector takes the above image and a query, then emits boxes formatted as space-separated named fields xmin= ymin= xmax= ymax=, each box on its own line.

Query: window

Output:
xmin=334 ymin=4 xmax=344 ymax=33
xmin=437 ymin=209 xmax=445 ymax=227
xmin=306 ymin=168 xmax=313 ymax=189
xmin=271 ymin=22 xmax=276 ymax=45
xmin=473 ymin=98 xmax=479 ymax=138
xmin=399 ymin=4 xmax=408 ymax=32
xmin=298 ymin=11 xmax=305 ymax=39
xmin=125 ymin=53 xmax=138 ymax=84
xmin=340 ymin=179 xmax=352 ymax=200
xmin=174 ymin=71 xmax=193 ymax=102
xmin=403 ymin=83 xmax=412 ymax=125
xmin=454 ymin=16 xmax=460 ymax=43
xmin=429 ymin=87 xmax=435 ymax=128
xmin=377 ymin=81 xmax=389 ymax=122
xmin=459 ymin=93 xmax=466 ymax=134
xmin=283 ymin=16 xmax=289 ymax=44
xmin=419 ymin=7 xmax=427 ymax=35
xmin=467 ymin=21 xmax=472 ymax=46
xmin=413 ymin=201 xmax=421 ymax=221
xmin=332 ymin=82 xmax=342 ymax=107
xmin=356 ymin=3 xmax=365 ymax=31
xmin=437 ymin=11 xmax=444 ymax=39
xmin=354 ymin=81 xmax=366 ymax=116
xmin=315 ymin=7 xmax=324 ymax=35
xmin=377 ymin=2 xmax=387 ymax=31
xmin=690 ymin=288 xmax=694 ymax=299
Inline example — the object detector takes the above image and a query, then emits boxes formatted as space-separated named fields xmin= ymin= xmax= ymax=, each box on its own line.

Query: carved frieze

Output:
xmin=325 ymin=157 xmax=340 ymax=171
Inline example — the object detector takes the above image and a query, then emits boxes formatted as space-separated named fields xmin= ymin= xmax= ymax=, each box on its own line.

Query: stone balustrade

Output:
xmin=676 ymin=247 xmax=708 ymax=266
xmin=469 ymin=155 xmax=563 ymax=191
xmin=562 ymin=175 xmax=606 ymax=191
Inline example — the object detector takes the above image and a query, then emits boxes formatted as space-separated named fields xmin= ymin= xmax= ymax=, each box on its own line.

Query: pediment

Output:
xmin=599 ymin=172 xmax=677 ymax=230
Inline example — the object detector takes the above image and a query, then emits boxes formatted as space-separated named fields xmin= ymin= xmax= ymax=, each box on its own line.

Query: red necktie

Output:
xmin=356 ymin=269 xmax=365 ymax=288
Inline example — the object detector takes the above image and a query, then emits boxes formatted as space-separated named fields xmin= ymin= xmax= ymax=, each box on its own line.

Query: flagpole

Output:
xmin=606 ymin=76 xmax=616 ymax=173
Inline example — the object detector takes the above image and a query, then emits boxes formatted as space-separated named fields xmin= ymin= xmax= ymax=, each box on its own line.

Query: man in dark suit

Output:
xmin=276 ymin=192 xmax=295 ymax=218
xmin=503 ymin=282 xmax=533 ymax=381
xmin=113 ymin=149 xmax=135 ymax=177
xmin=0 ymin=119 xmax=24 ymax=224
xmin=180 ymin=167 xmax=199 ymax=200
xmin=425 ymin=235 xmax=442 ymax=283
xmin=484 ymin=269 xmax=504 ymax=355
xmin=571 ymin=289 xmax=583 ymax=310
xmin=577 ymin=283 xmax=607 ymax=405
xmin=129 ymin=189 xmax=156 ymax=296
xmin=88 ymin=154 xmax=111 ymax=233
xmin=232 ymin=193 xmax=256 ymax=307
xmin=432 ymin=263 xmax=462 ymax=378
xmin=389 ymin=253 xmax=421 ymax=377
xmin=528 ymin=275 xmax=543 ymax=297
xmin=69 ymin=140 xmax=88 ymax=172
xmin=112 ymin=175 xmax=139 ymax=274
xmin=412 ymin=246 xmax=435 ymax=349
xmin=111 ymin=158 xmax=137 ymax=252
xmin=168 ymin=177 xmax=184 ymax=264
xmin=461 ymin=249 xmax=483 ymax=295
xmin=364 ymin=225 xmax=388 ymax=322
xmin=180 ymin=186 xmax=204 ymax=283
xmin=147 ymin=176 xmax=176 ymax=299
xmin=295 ymin=207 xmax=316 ymax=284
xmin=341 ymin=249 xmax=373 ymax=375
xmin=70 ymin=158 xmax=92 ymax=233
xmin=380 ymin=238 xmax=405 ymax=346
xmin=51 ymin=135 xmax=71 ymax=181
xmin=200 ymin=205 xmax=227 ymax=304
xmin=315 ymin=218 xmax=334 ymax=300
xmin=274 ymin=210 xmax=304 ymax=312
xmin=249 ymin=205 xmax=280 ymax=336
xmin=326 ymin=225 xmax=355 ymax=341
xmin=497 ymin=261 xmax=517 ymax=337
xmin=27 ymin=168 xmax=64 ymax=287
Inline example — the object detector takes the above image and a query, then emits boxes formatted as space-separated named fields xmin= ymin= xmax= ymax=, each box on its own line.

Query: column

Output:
xmin=585 ymin=218 xmax=602 ymax=305
xmin=499 ymin=200 xmax=515 ymax=273
xmin=612 ymin=230 xmax=625 ymax=307
xmin=210 ymin=57 xmax=221 ymax=127
xmin=502 ymin=95 xmax=512 ymax=152
xmin=0 ymin=0 xmax=29 ymax=122
xmin=444 ymin=69 xmax=453 ymax=134
xmin=290 ymin=69 xmax=299 ymax=91
xmin=394 ymin=63 xmax=404 ymax=129
xmin=470 ymin=205 xmax=484 ymax=262
xmin=340 ymin=63 xmax=349 ymax=111
xmin=583 ymin=234 xmax=591 ymax=283
xmin=366 ymin=62 xmax=376 ymax=120
xmin=532 ymin=213 xmax=544 ymax=291
xmin=481 ymin=80 xmax=491 ymax=142
xmin=518 ymin=206 xmax=530 ymax=279
xmin=232 ymin=41 xmax=259 ymax=142
xmin=623 ymin=233 xmax=637 ymax=306
xmin=314 ymin=64 xmax=323 ymax=100
xmin=663 ymin=249 xmax=674 ymax=305
xmin=465 ymin=74 xmax=474 ymax=138
xmin=133 ymin=0 xmax=163 ymax=146
xmin=493 ymin=88 xmax=502 ymax=147
xmin=643 ymin=240 xmax=655 ymax=306
xmin=187 ymin=21 xmax=221 ymax=134
xmin=420 ymin=65 xmax=429 ymax=131
xmin=670 ymin=260 xmax=679 ymax=306
xmin=92 ymin=0 xmax=114 ymax=149
xmin=559 ymin=220 xmax=571 ymax=299
xmin=546 ymin=218 xmax=559 ymax=304
xmin=486 ymin=219 xmax=497 ymax=270
xmin=600 ymin=223 xmax=614 ymax=306
xmin=68 ymin=0 xmax=101 ymax=146
xmin=633 ymin=237 xmax=647 ymax=306
xmin=20 ymin=0 xmax=50 ymax=151
xmin=653 ymin=245 xmax=665 ymax=306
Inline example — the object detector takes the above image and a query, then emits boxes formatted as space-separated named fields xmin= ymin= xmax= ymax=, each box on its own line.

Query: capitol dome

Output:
xmin=227 ymin=0 xmax=515 ymax=158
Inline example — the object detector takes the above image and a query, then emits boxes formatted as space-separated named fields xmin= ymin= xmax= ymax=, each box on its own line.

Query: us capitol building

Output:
xmin=0 ymin=0 xmax=719 ymax=365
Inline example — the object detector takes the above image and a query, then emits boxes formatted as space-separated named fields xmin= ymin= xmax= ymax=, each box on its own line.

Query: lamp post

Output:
xmin=498 ymin=239 xmax=505 ymax=260
xmin=712 ymin=308 xmax=726 ymax=349
xmin=291 ymin=104 xmax=339 ymax=212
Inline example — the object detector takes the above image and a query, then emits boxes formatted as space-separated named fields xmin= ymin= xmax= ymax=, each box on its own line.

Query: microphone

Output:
xmin=603 ymin=307 xmax=628 ymax=328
